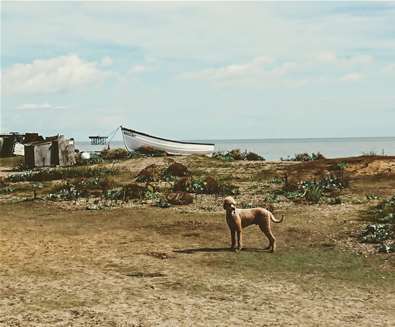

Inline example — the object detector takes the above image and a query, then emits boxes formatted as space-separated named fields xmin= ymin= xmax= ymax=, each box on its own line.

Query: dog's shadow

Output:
xmin=174 ymin=247 xmax=270 ymax=254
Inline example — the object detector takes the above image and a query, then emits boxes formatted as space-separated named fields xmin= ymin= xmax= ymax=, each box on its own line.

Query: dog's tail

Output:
xmin=270 ymin=213 xmax=284 ymax=223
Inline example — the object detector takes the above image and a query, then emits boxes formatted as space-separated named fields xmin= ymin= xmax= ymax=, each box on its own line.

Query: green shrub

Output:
xmin=360 ymin=224 xmax=393 ymax=243
xmin=304 ymin=184 xmax=322 ymax=204
xmin=245 ymin=152 xmax=265 ymax=161
xmin=212 ymin=152 xmax=235 ymax=162
xmin=213 ymin=149 xmax=264 ymax=161
xmin=274 ymin=174 xmax=346 ymax=204
xmin=283 ymin=152 xmax=326 ymax=162
xmin=359 ymin=195 xmax=395 ymax=252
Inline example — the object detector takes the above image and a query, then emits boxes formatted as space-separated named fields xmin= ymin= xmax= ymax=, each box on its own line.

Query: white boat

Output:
xmin=121 ymin=126 xmax=215 ymax=156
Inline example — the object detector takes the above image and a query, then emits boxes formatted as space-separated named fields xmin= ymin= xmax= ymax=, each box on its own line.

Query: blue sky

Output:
xmin=1 ymin=1 xmax=395 ymax=140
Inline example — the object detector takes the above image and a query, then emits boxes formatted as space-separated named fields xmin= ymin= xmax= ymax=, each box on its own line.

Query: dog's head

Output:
xmin=223 ymin=196 xmax=236 ymax=214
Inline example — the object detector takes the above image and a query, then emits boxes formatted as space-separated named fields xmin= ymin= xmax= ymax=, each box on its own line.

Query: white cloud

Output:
xmin=16 ymin=103 xmax=68 ymax=111
xmin=100 ymin=56 xmax=113 ymax=67
xmin=2 ymin=54 xmax=110 ymax=95
xmin=129 ymin=64 xmax=147 ymax=74
xmin=272 ymin=62 xmax=298 ymax=76
xmin=316 ymin=52 xmax=373 ymax=66
xmin=340 ymin=72 xmax=364 ymax=81
xmin=383 ymin=63 xmax=395 ymax=73
xmin=178 ymin=57 xmax=305 ymax=88
xmin=180 ymin=56 xmax=274 ymax=81
xmin=127 ymin=63 xmax=158 ymax=76
xmin=317 ymin=51 xmax=337 ymax=63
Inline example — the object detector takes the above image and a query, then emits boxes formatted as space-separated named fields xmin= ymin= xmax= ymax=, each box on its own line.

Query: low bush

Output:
xmin=359 ymin=195 xmax=395 ymax=252
xmin=303 ymin=184 xmax=322 ymax=204
xmin=212 ymin=152 xmax=235 ymax=162
xmin=245 ymin=152 xmax=265 ymax=161
xmin=136 ymin=164 xmax=161 ymax=182
xmin=134 ymin=146 xmax=167 ymax=157
xmin=283 ymin=152 xmax=326 ymax=162
xmin=275 ymin=174 xmax=346 ymax=204
xmin=162 ymin=162 xmax=190 ymax=178
xmin=101 ymin=148 xmax=129 ymax=160
xmin=360 ymin=224 xmax=393 ymax=243
xmin=213 ymin=149 xmax=265 ymax=161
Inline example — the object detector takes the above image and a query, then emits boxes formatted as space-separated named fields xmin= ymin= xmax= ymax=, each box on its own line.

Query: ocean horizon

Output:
xmin=75 ymin=136 xmax=395 ymax=161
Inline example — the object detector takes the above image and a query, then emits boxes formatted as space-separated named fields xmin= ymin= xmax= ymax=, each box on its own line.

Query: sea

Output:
xmin=75 ymin=137 xmax=395 ymax=161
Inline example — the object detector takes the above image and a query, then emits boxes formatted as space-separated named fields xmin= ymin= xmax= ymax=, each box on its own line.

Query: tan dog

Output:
xmin=223 ymin=196 xmax=284 ymax=252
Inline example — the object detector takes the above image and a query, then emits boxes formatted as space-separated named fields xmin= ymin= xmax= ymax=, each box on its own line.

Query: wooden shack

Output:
xmin=0 ymin=134 xmax=18 ymax=156
xmin=0 ymin=133 xmax=43 ymax=157
xmin=24 ymin=135 xmax=76 ymax=168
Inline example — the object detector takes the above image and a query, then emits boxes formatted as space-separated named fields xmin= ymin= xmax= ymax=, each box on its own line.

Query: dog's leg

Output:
xmin=236 ymin=227 xmax=243 ymax=251
xmin=230 ymin=229 xmax=236 ymax=250
xmin=259 ymin=224 xmax=276 ymax=252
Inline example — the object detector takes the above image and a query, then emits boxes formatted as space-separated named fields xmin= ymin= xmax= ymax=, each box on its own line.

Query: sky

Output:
xmin=1 ymin=1 xmax=395 ymax=140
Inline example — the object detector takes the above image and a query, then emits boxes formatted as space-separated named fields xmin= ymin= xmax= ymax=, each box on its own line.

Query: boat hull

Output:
xmin=121 ymin=127 xmax=215 ymax=156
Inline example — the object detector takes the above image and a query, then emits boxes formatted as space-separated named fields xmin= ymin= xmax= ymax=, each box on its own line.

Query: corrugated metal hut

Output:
xmin=24 ymin=135 xmax=76 ymax=168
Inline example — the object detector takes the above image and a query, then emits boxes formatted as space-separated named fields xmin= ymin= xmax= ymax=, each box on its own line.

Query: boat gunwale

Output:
xmin=121 ymin=126 xmax=215 ymax=147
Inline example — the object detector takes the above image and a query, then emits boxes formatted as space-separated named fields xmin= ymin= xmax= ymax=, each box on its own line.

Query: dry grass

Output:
xmin=0 ymin=201 xmax=394 ymax=326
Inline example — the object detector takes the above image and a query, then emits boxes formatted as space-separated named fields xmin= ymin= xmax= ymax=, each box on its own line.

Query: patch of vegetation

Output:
xmin=263 ymin=193 xmax=281 ymax=203
xmin=360 ymin=195 xmax=395 ymax=253
xmin=48 ymin=182 xmax=85 ymax=200
xmin=136 ymin=164 xmax=161 ymax=182
xmin=282 ymin=152 xmax=326 ymax=161
xmin=162 ymin=162 xmax=190 ymax=181
xmin=202 ymin=247 xmax=395 ymax=286
xmin=366 ymin=194 xmax=381 ymax=201
xmin=269 ymin=177 xmax=284 ymax=184
xmin=360 ymin=224 xmax=393 ymax=243
xmin=7 ymin=166 xmax=120 ymax=183
xmin=48 ymin=177 xmax=114 ymax=200
xmin=134 ymin=146 xmax=168 ymax=157
xmin=100 ymin=148 xmax=129 ymax=160
xmin=213 ymin=149 xmax=265 ymax=162
xmin=0 ymin=185 xmax=15 ymax=194
xmin=173 ymin=176 xmax=239 ymax=196
xmin=271 ymin=174 xmax=347 ymax=204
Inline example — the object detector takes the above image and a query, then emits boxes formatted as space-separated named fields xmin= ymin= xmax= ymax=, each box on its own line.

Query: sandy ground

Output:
xmin=1 ymin=201 xmax=394 ymax=327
